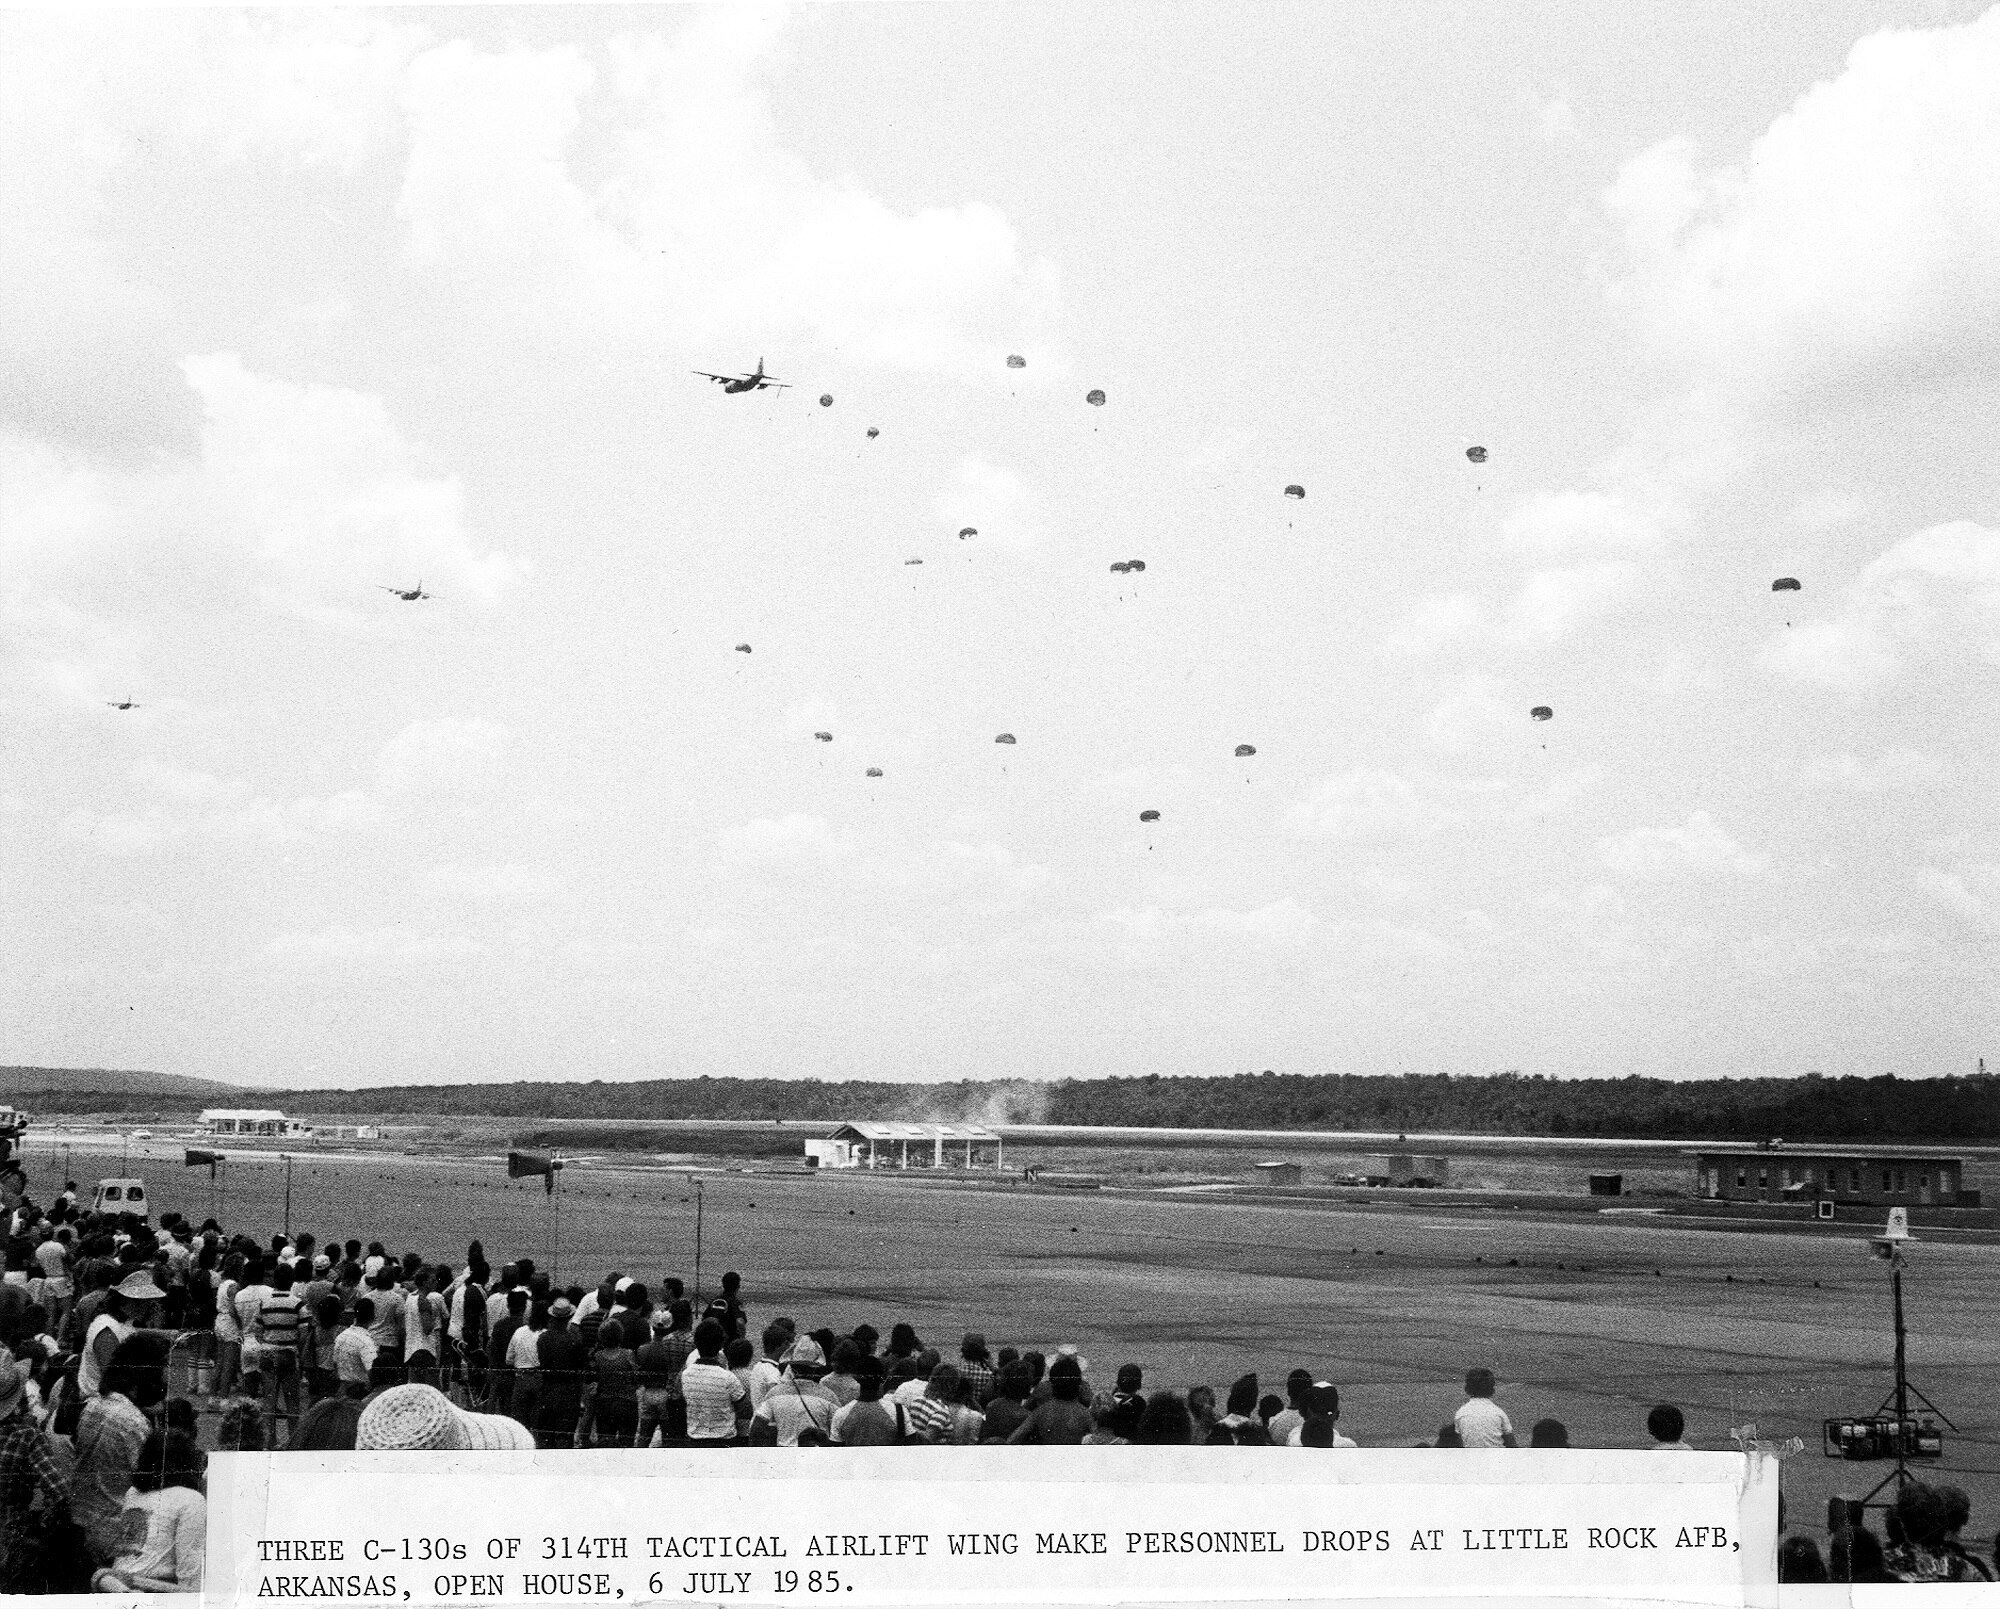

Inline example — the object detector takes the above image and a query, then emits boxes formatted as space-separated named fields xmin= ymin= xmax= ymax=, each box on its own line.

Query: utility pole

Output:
xmin=281 ymin=1153 xmax=293 ymax=1239
xmin=692 ymin=1177 xmax=705 ymax=1306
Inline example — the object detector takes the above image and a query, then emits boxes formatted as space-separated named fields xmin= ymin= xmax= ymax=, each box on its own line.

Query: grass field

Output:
xmin=40 ymin=1131 xmax=2000 ymax=1540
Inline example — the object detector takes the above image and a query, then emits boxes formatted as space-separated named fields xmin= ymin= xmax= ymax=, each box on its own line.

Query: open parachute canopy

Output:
xmin=1284 ymin=485 xmax=1305 ymax=500
xmin=1086 ymin=389 xmax=1106 ymax=406
xmin=735 ymin=643 xmax=752 ymax=654
xmin=866 ymin=427 xmax=880 ymax=439
xmin=960 ymin=527 xmax=977 ymax=539
xmin=995 ymin=733 xmax=1016 ymax=745
xmin=1466 ymin=445 xmax=1488 ymax=463
xmin=1110 ymin=561 xmax=1130 ymax=573
xmin=1007 ymin=354 xmax=1026 ymax=369
xmin=1138 ymin=809 xmax=1160 ymax=823
xmin=1772 ymin=577 xmax=1802 ymax=592
xmin=819 ymin=393 xmax=834 ymax=407
xmin=1234 ymin=744 xmax=1257 ymax=757
xmin=865 ymin=767 xmax=883 ymax=778
xmin=1126 ymin=559 xmax=1146 ymax=572
xmin=905 ymin=558 xmax=924 ymax=566
xmin=814 ymin=732 xmax=832 ymax=742
xmin=1530 ymin=706 xmax=1553 ymax=722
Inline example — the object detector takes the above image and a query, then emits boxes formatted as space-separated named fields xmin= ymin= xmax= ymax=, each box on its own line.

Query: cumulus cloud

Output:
xmin=1762 ymin=520 xmax=2000 ymax=689
xmin=1597 ymin=811 xmax=1769 ymax=877
xmin=376 ymin=717 xmax=512 ymax=794
xmin=1919 ymin=861 xmax=2000 ymax=937
xmin=1101 ymin=896 xmax=1318 ymax=948
xmin=1795 ymin=749 xmax=1945 ymax=792
xmin=1501 ymin=490 xmax=1659 ymax=555
xmin=265 ymin=924 xmax=483 ymax=963
xmin=393 ymin=9 xmax=1059 ymax=371
xmin=1604 ymin=9 xmax=2000 ymax=393
xmin=932 ymin=456 xmax=1039 ymax=554
xmin=719 ymin=812 xmax=859 ymax=869
xmin=1509 ymin=561 xmax=1639 ymax=641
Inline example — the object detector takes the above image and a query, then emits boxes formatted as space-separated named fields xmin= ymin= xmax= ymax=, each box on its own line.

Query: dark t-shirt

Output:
xmin=591 ymin=1348 xmax=639 ymax=1406
xmin=535 ymin=1328 xmax=590 ymax=1431
xmin=980 ymin=1397 xmax=1029 ymax=1442
xmin=293 ymin=1395 xmax=365 ymax=1450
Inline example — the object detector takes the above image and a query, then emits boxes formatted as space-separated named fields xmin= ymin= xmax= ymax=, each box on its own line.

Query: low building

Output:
xmin=1588 ymin=1173 xmax=1624 ymax=1197
xmin=1694 ymin=1149 xmax=1966 ymax=1207
xmin=809 ymin=1122 xmax=1003 ymax=1170
xmin=198 ymin=1109 xmax=313 ymax=1138
xmin=1248 ymin=1161 xmax=1303 ymax=1186
xmin=1359 ymin=1152 xmax=1449 ymax=1187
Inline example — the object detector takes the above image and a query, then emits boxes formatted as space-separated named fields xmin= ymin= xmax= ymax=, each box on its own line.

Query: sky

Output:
xmin=2 ymin=2 xmax=1997 ymax=1092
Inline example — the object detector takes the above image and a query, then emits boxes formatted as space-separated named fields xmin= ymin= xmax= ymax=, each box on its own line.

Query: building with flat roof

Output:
xmin=1694 ymin=1149 xmax=1965 ymax=1207
xmin=198 ymin=1109 xmax=312 ymax=1138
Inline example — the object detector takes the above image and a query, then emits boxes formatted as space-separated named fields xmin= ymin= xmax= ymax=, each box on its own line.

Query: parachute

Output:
xmin=1127 ymin=559 xmax=1146 ymax=572
xmin=1466 ymin=446 xmax=1488 ymax=463
xmin=814 ymin=732 xmax=832 ymax=742
xmin=1007 ymin=355 xmax=1026 ymax=369
xmin=1530 ymin=706 xmax=1552 ymax=722
xmin=735 ymin=643 xmax=752 ymax=654
xmin=866 ymin=427 xmax=880 ymax=439
xmin=819 ymin=394 xmax=834 ymax=407
xmin=905 ymin=558 xmax=924 ymax=566
xmin=1284 ymin=485 xmax=1305 ymax=500
xmin=865 ymin=767 xmax=883 ymax=778
xmin=1110 ymin=562 xmax=1130 ymax=573
xmin=1772 ymin=577 xmax=1801 ymax=592
xmin=1234 ymin=744 xmax=1256 ymax=757
xmin=960 ymin=527 xmax=977 ymax=539
xmin=1086 ymin=389 xmax=1106 ymax=407
xmin=1138 ymin=810 xmax=1160 ymax=823
xmin=995 ymin=733 xmax=1016 ymax=745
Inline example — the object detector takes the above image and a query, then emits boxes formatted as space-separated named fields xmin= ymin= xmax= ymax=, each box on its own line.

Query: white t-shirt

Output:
xmin=1454 ymin=1397 xmax=1513 ymax=1448
xmin=79 ymin=1314 xmax=133 ymax=1396
xmin=506 ymin=1325 xmax=542 ymax=1370
xmin=212 ymin=1279 xmax=241 ymax=1342
xmin=746 ymin=1357 xmax=783 ymax=1411
xmin=404 ymin=1291 xmax=444 ymax=1357
xmin=333 ymin=1326 xmax=378 ymax=1387
xmin=681 ymin=1359 xmax=746 ymax=1441
xmin=112 ymin=1485 xmax=207 ymax=1590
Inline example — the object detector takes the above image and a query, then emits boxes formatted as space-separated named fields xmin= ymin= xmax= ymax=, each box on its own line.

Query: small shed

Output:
xmin=1248 ymin=1161 xmax=1303 ymax=1187
xmin=1589 ymin=1173 xmax=1624 ymax=1197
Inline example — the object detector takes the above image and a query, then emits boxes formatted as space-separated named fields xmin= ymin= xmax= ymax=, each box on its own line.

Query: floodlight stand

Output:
xmin=1859 ymin=1255 xmax=1957 ymax=1509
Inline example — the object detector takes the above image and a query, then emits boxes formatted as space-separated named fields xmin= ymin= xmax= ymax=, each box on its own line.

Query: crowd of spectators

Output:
xmin=1 ymin=1188 xmax=1995 ymax=1593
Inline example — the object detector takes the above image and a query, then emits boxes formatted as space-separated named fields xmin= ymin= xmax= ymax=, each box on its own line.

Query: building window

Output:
xmin=1827 ymin=1168 xmax=1838 ymax=1190
xmin=1919 ymin=1173 xmax=1929 ymax=1190
xmin=1852 ymin=1169 xmax=1862 ymax=1192
xmin=1882 ymin=1171 xmax=1893 ymax=1193
xmin=1736 ymin=1170 xmax=1747 ymax=1189
xmin=1758 ymin=1169 xmax=1769 ymax=1189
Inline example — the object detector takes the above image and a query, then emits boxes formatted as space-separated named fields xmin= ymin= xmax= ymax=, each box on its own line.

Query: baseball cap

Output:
xmin=313 ymin=1254 xmax=332 ymax=1273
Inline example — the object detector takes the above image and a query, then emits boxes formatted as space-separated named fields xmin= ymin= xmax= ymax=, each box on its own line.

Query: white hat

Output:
xmin=114 ymin=1270 xmax=165 ymax=1300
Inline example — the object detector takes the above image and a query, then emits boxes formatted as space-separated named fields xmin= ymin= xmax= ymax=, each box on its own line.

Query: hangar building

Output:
xmin=804 ymin=1121 xmax=1003 ymax=1170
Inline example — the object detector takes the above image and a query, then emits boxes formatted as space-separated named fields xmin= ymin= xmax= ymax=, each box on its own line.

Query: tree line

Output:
xmin=18 ymin=1071 xmax=1995 ymax=1141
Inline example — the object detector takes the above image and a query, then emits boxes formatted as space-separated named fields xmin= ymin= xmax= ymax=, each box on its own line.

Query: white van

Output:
xmin=93 ymin=1178 xmax=150 ymax=1221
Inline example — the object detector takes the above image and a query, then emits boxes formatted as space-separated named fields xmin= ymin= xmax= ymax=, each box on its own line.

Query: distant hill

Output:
xmin=1 ymin=1065 xmax=257 ymax=1102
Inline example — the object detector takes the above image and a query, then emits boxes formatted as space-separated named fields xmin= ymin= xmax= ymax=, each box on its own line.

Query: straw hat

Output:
xmin=356 ymin=1385 xmax=466 ymax=1451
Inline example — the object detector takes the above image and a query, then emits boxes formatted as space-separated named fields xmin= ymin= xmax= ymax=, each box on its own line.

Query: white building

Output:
xmin=806 ymin=1121 xmax=1002 ymax=1170
xmin=199 ymin=1109 xmax=313 ymax=1138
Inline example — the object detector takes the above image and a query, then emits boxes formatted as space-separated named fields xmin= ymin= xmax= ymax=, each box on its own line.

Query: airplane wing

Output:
xmin=376 ymin=585 xmax=401 ymax=593
xmin=763 ymin=381 xmax=791 ymax=391
xmin=692 ymin=371 xmax=736 ymax=384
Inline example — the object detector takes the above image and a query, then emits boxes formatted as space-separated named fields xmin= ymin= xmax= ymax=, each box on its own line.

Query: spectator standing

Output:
xmin=957 ymin=1334 xmax=995 ymax=1403
xmin=1267 ymin=1370 xmax=1311 ymax=1446
xmin=404 ymin=1266 xmax=447 ymax=1388
xmin=752 ymin=1338 xmax=838 ymax=1448
xmin=681 ymin=1319 xmax=748 ymax=1446
xmin=533 ymin=1299 xmax=589 ymax=1449
xmin=830 ymin=1357 xmax=899 ymax=1447
xmin=1453 ymin=1368 xmax=1516 ymax=1448
xmin=333 ymin=1299 xmax=378 ymax=1394
xmin=584 ymin=1316 xmax=639 ymax=1448
xmin=634 ymin=1300 xmax=692 ymax=1447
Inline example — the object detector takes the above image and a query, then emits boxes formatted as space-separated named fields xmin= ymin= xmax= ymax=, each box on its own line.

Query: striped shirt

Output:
xmin=680 ymin=1359 xmax=745 ymax=1442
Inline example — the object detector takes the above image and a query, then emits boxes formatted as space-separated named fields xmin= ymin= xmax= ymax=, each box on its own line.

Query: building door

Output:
xmin=1918 ymin=1172 xmax=1932 ymax=1205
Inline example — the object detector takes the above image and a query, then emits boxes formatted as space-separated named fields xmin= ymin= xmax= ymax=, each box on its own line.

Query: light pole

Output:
xmin=281 ymin=1153 xmax=293 ymax=1240
xmin=692 ymin=1176 xmax=705 ymax=1306
xmin=1860 ymin=1209 xmax=1955 ymax=1511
